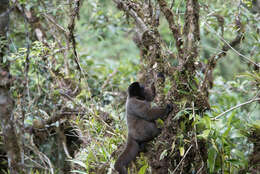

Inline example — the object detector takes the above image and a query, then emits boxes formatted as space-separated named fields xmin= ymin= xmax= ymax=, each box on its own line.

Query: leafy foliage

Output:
xmin=0 ymin=0 xmax=259 ymax=173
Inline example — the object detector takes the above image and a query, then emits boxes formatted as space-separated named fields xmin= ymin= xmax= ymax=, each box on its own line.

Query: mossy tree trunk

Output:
xmin=113 ymin=0 xmax=244 ymax=173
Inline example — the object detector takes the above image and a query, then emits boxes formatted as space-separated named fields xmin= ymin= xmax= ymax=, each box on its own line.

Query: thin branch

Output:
xmin=195 ymin=162 xmax=204 ymax=174
xmin=24 ymin=154 xmax=46 ymax=169
xmin=247 ymin=90 xmax=260 ymax=119
xmin=29 ymin=137 xmax=54 ymax=174
xmin=200 ymin=32 xmax=244 ymax=92
xmin=213 ymin=98 xmax=260 ymax=120
xmin=172 ymin=145 xmax=193 ymax=173
xmin=68 ymin=0 xmax=85 ymax=79
xmin=153 ymin=3 xmax=160 ymax=27
xmin=170 ymin=0 xmax=175 ymax=9
xmin=101 ymin=69 xmax=118 ymax=89
xmin=200 ymin=15 xmax=246 ymax=92
xmin=113 ymin=0 xmax=148 ymax=32
xmin=205 ymin=22 xmax=259 ymax=68
xmin=43 ymin=14 xmax=67 ymax=33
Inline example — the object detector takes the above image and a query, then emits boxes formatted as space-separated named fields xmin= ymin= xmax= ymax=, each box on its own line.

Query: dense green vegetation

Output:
xmin=0 ymin=0 xmax=259 ymax=173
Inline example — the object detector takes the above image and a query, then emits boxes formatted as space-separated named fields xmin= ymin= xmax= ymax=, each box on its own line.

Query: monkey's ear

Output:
xmin=128 ymin=82 xmax=141 ymax=97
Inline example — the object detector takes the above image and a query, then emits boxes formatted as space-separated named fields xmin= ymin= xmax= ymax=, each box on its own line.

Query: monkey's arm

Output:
xmin=128 ymin=98 xmax=170 ymax=121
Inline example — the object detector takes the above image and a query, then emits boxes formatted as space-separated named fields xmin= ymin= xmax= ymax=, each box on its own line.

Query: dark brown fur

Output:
xmin=115 ymin=82 xmax=172 ymax=174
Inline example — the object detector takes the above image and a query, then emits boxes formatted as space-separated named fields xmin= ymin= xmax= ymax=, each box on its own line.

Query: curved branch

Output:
xmin=157 ymin=0 xmax=183 ymax=57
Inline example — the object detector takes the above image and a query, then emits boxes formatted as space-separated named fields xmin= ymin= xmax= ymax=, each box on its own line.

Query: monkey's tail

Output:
xmin=114 ymin=136 xmax=139 ymax=174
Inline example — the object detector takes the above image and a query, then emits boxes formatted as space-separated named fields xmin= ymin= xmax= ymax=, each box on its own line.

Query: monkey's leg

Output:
xmin=143 ymin=123 xmax=161 ymax=142
xmin=115 ymin=136 xmax=139 ymax=174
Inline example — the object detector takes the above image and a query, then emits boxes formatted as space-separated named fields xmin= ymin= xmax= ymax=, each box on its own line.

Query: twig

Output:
xmin=170 ymin=0 xmax=175 ymax=9
xmin=113 ymin=0 xmax=148 ymax=32
xmin=24 ymin=154 xmax=45 ymax=169
xmin=29 ymin=137 xmax=54 ymax=174
xmin=247 ymin=90 xmax=260 ymax=119
xmin=101 ymin=69 xmax=118 ymax=89
xmin=195 ymin=162 xmax=204 ymax=174
xmin=68 ymin=0 xmax=85 ymax=79
xmin=43 ymin=14 xmax=67 ymax=33
xmin=154 ymin=3 xmax=160 ymax=27
xmin=213 ymin=98 xmax=260 ymax=120
xmin=200 ymin=19 xmax=245 ymax=92
xmin=191 ymin=102 xmax=198 ymax=149
xmin=204 ymin=22 xmax=259 ymax=68
xmin=172 ymin=145 xmax=193 ymax=173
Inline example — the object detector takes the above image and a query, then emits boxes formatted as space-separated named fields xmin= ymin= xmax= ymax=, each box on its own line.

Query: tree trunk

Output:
xmin=113 ymin=0 xmax=245 ymax=173
xmin=0 ymin=0 xmax=25 ymax=173
xmin=113 ymin=0 xmax=209 ymax=173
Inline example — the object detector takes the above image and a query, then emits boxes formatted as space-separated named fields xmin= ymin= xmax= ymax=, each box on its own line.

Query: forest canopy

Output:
xmin=0 ymin=0 xmax=259 ymax=174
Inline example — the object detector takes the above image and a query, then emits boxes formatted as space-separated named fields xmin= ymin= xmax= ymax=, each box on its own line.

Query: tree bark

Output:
xmin=0 ymin=0 xmax=25 ymax=173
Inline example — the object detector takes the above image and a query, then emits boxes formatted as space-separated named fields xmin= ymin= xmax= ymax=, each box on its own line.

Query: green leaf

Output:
xmin=70 ymin=170 xmax=87 ymax=174
xmin=226 ymin=159 xmax=242 ymax=167
xmin=208 ymin=147 xmax=217 ymax=173
xmin=138 ymin=164 xmax=148 ymax=174
xmin=179 ymin=147 xmax=185 ymax=156
xmin=223 ymin=112 xmax=235 ymax=138
xmin=251 ymin=120 xmax=260 ymax=129
xmin=68 ymin=160 xmax=86 ymax=169
xmin=171 ymin=141 xmax=175 ymax=152
xmin=173 ymin=108 xmax=191 ymax=120
xmin=197 ymin=129 xmax=211 ymax=140
xmin=160 ymin=150 xmax=168 ymax=160
xmin=204 ymin=116 xmax=211 ymax=129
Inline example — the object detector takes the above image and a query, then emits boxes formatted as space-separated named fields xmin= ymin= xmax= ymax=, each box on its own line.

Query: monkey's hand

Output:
xmin=165 ymin=104 xmax=173 ymax=116
xmin=157 ymin=72 xmax=165 ymax=83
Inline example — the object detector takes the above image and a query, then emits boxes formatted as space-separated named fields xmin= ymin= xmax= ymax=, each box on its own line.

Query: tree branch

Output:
xmin=113 ymin=0 xmax=148 ymax=32
xmin=200 ymin=15 xmax=247 ymax=92
xmin=67 ymin=0 xmax=84 ymax=79
xmin=183 ymin=0 xmax=200 ymax=60
xmin=157 ymin=0 xmax=183 ymax=57
xmin=213 ymin=98 xmax=260 ymax=120
xmin=172 ymin=145 xmax=193 ymax=173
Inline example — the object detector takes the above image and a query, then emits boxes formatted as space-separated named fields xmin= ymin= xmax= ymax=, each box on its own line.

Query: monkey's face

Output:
xmin=128 ymin=82 xmax=146 ymax=100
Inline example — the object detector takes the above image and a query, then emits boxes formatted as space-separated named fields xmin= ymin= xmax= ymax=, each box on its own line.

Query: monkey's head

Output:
xmin=128 ymin=82 xmax=146 ymax=100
